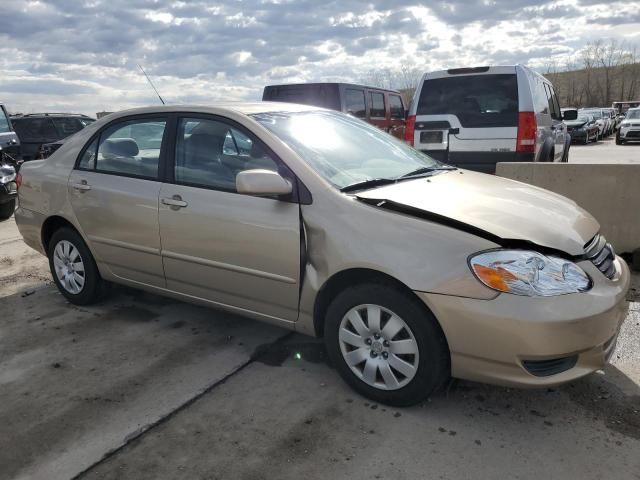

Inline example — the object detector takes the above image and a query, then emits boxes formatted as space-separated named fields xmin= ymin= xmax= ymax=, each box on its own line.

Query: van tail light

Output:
xmin=516 ymin=112 xmax=536 ymax=153
xmin=405 ymin=115 xmax=416 ymax=146
xmin=16 ymin=172 xmax=22 ymax=189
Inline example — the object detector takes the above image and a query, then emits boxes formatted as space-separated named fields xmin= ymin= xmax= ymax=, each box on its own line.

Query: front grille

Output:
xmin=522 ymin=355 xmax=578 ymax=377
xmin=626 ymin=130 xmax=640 ymax=138
xmin=584 ymin=234 xmax=616 ymax=279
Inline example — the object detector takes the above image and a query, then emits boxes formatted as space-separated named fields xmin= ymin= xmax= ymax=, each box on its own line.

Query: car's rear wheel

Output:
xmin=0 ymin=199 xmax=15 ymax=221
xmin=324 ymin=283 xmax=449 ymax=406
xmin=48 ymin=227 xmax=106 ymax=305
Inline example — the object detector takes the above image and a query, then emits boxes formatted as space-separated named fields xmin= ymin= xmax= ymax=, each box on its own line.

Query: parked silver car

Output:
xmin=15 ymin=104 xmax=629 ymax=406
xmin=406 ymin=65 xmax=576 ymax=173
xmin=616 ymin=107 xmax=640 ymax=144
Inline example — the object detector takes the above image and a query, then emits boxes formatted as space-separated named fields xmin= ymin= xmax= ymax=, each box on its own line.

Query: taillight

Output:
xmin=16 ymin=172 xmax=22 ymax=189
xmin=516 ymin=112 xmax=536 ymax=153
xmin=405 ymin=115 xmax=416 ymax=146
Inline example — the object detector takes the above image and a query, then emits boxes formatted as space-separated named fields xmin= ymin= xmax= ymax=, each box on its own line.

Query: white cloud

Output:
xmin=0 ymin=0 xmax=637 ymax=116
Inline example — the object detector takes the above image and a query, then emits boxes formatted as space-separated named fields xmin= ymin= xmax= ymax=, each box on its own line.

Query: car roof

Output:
xmin=11 ymin=113 xmax=94 ymax=120
xmin=264 ymin=82 xmax=402 ymax=94
xmin=98 ymin=102 xmax=329 ymax=119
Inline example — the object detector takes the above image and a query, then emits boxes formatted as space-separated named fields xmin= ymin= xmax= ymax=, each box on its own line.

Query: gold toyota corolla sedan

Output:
xmin=15 ymin=103 xmax=630 ymax=406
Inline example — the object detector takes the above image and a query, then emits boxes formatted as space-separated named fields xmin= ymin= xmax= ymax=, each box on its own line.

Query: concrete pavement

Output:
xmin=1 ymin=137 xmax=639 ymax=480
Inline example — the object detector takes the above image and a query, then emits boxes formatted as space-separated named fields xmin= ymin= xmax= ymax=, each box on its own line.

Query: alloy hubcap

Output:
xmin=53 ymin=240 xmax=85 ymax=294
xmin=339 ymin=304 xmax=419 ymax=391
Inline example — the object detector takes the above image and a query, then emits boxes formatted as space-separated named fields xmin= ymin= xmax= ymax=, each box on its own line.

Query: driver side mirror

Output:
xmin=562 ymin=109 xmax=578 ymax=121
xmin=236 ymin=169 xmax=293 ymax=196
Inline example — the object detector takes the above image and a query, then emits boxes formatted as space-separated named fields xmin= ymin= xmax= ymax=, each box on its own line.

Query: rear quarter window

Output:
xmin=416 ymin=74 xmax=518 ymax=128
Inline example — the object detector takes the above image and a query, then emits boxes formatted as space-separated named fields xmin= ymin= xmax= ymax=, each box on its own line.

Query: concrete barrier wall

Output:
xmin=496 ymin=163 xmax=639 ymax=254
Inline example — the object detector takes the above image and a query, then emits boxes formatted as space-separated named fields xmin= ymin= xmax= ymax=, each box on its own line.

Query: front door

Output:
xmin=158 ymin=115 xmax=300 ymax=322
xmin=68 ymin=116 xmax=168 ymax=287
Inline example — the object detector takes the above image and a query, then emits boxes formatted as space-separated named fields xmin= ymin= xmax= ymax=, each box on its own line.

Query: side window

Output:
xmin=389 ymin=95 xmax=404 ymax=119
xmin=544 ymin=84 xmax=560 ymax=120
xmin=78 ymin=138 xmax=98 ymax=169
xmin=95 ymin=118 xmax=166 ymax=178
xmin=369 ymin=92 xmax=385 ymax=118
xmin=0 ymin=108 xmax=10 ymax=133
xmin=175 ymin=117 xmax=280 ymax=192
xmin=345 ymin=89 xmax=366 ymax=118
xmin=14 ymin=119 xmax=52 ymax=142
xmin=37 ymin=119 xmax=59 ymax=140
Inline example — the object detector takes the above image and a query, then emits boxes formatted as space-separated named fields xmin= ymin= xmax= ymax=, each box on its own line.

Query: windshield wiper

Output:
xmin=399 ymin=166 xmax=457 ymax=179
xmin=341 ymin=166 xmax=457 ymax=193
xmin=340 ymin=178 xmax=398 ymax=193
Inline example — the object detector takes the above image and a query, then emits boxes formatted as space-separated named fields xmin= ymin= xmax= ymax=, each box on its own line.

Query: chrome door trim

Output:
xmin=89 ymin=235 xmax=161 ymax=255
xmin=162 ymin=249 xmax=297 ymax=284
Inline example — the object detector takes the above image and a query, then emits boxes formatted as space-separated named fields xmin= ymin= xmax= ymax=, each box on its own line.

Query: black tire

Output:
xmin=616 ymin=134 xmax=623 ymax=145
xmin=48 ymin=227 xmax=107 ymax=305
xmin=324 ymin=283 xmax=450 ymax=406
xmin=0 ymin=199 xmax=15 ymax=221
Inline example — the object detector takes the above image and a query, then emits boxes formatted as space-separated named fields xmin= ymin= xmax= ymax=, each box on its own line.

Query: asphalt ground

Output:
xmin=1 ymin=138 xmax=639 ymax=479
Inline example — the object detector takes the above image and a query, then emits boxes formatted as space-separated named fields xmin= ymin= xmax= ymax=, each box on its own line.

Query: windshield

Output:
xmin=0 ymin=108 xmax=10 ymax=133
xmin=576 ymin=116 xmax=590 ymax=123
xmin=252 ymin=110 xmax=443 ymax=189
xmin=626 ymin=109 xmax=640 ymax=120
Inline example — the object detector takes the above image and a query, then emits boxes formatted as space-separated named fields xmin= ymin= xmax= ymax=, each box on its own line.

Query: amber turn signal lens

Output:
xmin=471 ymin=264 xmax=518 ymax=293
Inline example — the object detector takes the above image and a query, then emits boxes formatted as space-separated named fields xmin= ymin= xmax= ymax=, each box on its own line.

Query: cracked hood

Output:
xmin=356 ymin=170 xmax=598 ymax=256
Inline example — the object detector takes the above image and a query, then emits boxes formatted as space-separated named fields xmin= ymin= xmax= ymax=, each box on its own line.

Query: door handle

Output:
xmin=162 ymin=196 xmax=188 ymax=208
xmin=71 ymin=180 xmax=91 ymax=191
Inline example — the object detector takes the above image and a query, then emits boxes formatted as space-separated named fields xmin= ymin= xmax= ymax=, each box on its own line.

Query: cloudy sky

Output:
xmin=1 ymin=0 xmax=639 ymax=116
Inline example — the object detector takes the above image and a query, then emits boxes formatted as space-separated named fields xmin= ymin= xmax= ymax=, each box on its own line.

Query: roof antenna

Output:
xmin=138 ymin=63 xmax=165 ymax=105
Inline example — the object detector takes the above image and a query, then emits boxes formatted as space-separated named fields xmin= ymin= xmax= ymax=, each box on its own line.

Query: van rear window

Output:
xmin=416 ymin=74 xmax=518 ymax=128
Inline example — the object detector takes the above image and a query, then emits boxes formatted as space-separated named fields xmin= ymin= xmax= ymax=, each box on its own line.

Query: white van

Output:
xmin=405 ymin=66 xmax=576 ymax=173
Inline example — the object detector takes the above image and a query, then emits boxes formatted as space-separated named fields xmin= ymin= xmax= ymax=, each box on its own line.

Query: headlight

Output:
xmin=620 ymin=124 xmax=630 ymax=130
xmin=0 ymin=172 xmax=16 ymax=184
xmin=469 ymin=250 xmax=591 ymax=296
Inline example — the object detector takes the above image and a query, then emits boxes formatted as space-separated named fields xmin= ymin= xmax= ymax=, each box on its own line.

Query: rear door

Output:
xmin=68 ymin=115 xmax=168 ymax=287
xmin=413 ymin=68 xmax=519 ymax=168
xmin=158 ymin=114 xmax=301 ymax=322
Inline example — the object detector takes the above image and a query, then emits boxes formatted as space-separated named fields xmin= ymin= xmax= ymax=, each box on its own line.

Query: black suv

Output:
xmin=10 ymin=113 xmax=95 ymax=161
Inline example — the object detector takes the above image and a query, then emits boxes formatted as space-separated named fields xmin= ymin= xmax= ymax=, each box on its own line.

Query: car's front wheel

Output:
xmin=48 ymin=227 xmax=106 ymax=305
xmin=324 ymin=283 xmax=449 ymax=406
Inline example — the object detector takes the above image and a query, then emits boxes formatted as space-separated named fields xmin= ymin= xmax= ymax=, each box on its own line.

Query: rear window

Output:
xmin=262 ymin=85 xmax=341 ymax=110
xmin=416 ymin=74 xmax=518 ymax=128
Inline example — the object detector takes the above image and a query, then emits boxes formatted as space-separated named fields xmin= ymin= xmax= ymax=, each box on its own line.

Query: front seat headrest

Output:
xmin=102 ymin=138 xmax=139 ymax=158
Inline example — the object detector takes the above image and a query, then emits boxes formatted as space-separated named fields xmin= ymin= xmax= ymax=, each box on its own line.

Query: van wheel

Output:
xmin=324 ymin=283 xmax=449 ymax=406
xmin=0 ymin=199 xmax=15 ymax=221
xmin=48 ymin=227 xmax=107 ymax=305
